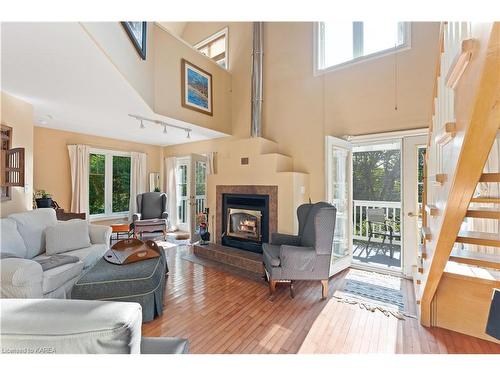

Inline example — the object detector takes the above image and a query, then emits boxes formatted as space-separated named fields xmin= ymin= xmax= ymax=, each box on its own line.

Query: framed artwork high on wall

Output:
xmin=181 ymin=59 xmax=213 ymax=116
xmin=121 ymin=21 xmax=147 ymax=60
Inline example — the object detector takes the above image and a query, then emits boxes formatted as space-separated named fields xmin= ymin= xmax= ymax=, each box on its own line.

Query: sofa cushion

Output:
xmin=45 ymin=220 xmax=91 ymax=255
xmin=38 ymin=261 xmax=83 ymax=294
xmin=263 ymin=243 xmax=281 ymax=267
xmin=64 ymin=244 xmax=107 ymax=270
xmin=0 ymin=218 xmax=28 ymax=259
xmin=9 ymin=208 xmax=57 ymax=259
xmin=0 ymin=299 xmax=143 ymax=354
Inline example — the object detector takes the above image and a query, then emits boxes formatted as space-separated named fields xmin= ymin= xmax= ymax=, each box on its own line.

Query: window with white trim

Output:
xmin=89 ymin=149 xmax=131 ymax=217
xmin=316 ymin=22 xmax=410 ymax=72
xmin=194 ymin=28 xmax=228 ymax=69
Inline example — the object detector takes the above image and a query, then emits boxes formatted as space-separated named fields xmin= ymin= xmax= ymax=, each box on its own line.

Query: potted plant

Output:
xmin=34 ymin=190 xmax=53 ymax=208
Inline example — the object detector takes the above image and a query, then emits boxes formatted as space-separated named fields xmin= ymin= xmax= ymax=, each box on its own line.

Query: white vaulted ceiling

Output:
xmin=1 ymin=22 xmax=227 ymax=146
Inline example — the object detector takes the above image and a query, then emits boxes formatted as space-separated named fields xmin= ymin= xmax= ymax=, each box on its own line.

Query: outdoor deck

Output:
xmin=353 ymin=239 xmax=402 ymax=269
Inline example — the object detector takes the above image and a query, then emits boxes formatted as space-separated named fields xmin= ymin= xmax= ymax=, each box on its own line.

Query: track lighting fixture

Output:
xmin=128 ymin=114 xmax=193 ymax=139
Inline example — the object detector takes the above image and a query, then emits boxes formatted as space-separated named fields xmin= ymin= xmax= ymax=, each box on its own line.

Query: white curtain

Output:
xmin=164 ymin=157 xmax=177 ymax=230
xmin=67 ymin=144 xmax=89 ymax=215
xmin=204 ymin=152 xmax=217 ymax=175
xmin=129 ymin=152 xmax=147 ymax=218
xmin=470 ymin=135 xmax=500 ymax=255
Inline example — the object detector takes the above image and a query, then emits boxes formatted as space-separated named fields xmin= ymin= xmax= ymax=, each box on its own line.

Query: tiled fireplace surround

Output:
xmin=215 ymin=185 xmax=278 ymax=247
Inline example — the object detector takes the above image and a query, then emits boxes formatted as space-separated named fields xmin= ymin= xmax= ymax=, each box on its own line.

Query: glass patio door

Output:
xmin=326 ymin=136 xmax=353 ymax=277
xmin=175 ymin=154 xmax=207 ymax=238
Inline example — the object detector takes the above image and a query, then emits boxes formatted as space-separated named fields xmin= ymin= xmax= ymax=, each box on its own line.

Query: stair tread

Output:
xmin=479 ymin=173 xmax=500 ymax=182
xmin=470 ymin=196 xmax=500 ymax=204
xmin=444 ymin=261 xmax=500 ymax=284
xmin=421 ymin=227 xmax=432 ymax=240
xmin=466 ymin=207 xmax=500 ymax=219
xmin=450 ymin=249 xmax=500 ymax=269
xmin=456 ymin=230 xmax=500 ymax=247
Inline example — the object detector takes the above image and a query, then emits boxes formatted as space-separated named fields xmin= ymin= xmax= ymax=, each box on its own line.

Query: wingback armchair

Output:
xmin=262 ymin=202 xmax=337 ymax=300
xmin=132 ymin=192 xmax=168 ymax=239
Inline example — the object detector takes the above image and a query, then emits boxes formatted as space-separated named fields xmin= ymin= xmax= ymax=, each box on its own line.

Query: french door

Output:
xmin=175 ymin=154 xmax=207 ymax=238
xmin=326 ymin=132 xmax=427 ymax=277
xmin=325 ymin=136 xmax=353 ymax=277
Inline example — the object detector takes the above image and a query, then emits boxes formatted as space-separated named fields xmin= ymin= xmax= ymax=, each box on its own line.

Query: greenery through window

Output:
xmin=417 ymin=147 xmax=426 ymax=204
xmin=89 ymin=151 xmax=131 ymax=217
xmin=89 ymin=154 xmax=105 ymax=215
xmin=353 ymin=148 xmax=401 ymax=202
xmin=112 ymin=156 xmax=131 ymax=213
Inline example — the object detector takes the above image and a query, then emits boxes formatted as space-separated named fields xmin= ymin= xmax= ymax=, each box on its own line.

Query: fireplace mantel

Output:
xmin=216 ymin=185 xmax=278 ymax=245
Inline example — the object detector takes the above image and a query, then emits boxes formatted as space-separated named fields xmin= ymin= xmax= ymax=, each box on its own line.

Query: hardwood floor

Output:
xmin=142 ymin=245 xmax=500 ymax=354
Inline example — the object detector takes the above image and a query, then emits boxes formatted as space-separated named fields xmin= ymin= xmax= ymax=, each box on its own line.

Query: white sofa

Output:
xmin=0 ymin=208 xmax=111 ymax=299
xmin=0 ymin=298 xmax=189 ymax=354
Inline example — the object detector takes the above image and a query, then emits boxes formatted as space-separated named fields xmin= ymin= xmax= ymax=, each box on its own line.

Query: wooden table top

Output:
xmin=110 ymin=223 xmax=131 ymax=232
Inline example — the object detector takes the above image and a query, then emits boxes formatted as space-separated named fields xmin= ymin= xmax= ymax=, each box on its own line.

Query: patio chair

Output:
xmin=366 ymin=208 xmax=401 ymax=258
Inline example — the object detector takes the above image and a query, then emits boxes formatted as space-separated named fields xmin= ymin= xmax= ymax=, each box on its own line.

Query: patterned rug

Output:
xmin=335 ymin=269 xmax=416 ymax=320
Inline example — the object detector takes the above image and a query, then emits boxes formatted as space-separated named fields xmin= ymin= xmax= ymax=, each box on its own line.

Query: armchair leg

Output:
xmin=290 ymin=281 xmax=295 ymax=298
xmin=321 ymin=280 xmax=329 ymax=300
xmin=269 ymin=279 xmax=277 ymax=295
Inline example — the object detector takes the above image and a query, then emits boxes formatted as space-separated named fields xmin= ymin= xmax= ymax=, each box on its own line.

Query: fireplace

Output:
xmin=221 ymin=193 xmax=269 ymax=253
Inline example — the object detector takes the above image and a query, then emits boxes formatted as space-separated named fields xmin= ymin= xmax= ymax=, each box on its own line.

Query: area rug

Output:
xmin=334 ymin=269 xmax=416 ymax=320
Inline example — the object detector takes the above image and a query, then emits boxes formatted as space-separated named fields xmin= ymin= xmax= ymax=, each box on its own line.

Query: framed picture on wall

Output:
xmin=181 ymin=59 xmax=213 ymax=116
xmin=121 ymin=22 xmax=147 ymax=60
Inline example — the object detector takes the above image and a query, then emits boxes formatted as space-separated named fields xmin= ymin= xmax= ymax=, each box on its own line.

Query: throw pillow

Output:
xmin=45 ymin=220 xmax=91 ymax=255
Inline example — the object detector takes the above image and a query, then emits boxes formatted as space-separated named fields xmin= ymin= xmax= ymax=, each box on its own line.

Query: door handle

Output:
xmin=407 ymin=212 xmax=420 ymax=217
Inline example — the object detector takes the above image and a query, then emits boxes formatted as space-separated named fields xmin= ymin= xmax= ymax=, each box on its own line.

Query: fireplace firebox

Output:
xmin=221 ymin=193 xmax=269 ymax=253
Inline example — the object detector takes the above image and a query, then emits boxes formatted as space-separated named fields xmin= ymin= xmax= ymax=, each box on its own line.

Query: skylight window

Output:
xmin=316 ymin=22 xmax=410 ymax=73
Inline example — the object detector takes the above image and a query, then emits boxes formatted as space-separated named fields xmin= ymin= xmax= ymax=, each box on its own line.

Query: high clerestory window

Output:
xmin=315 ymin=22 xmax=410 ymax=73
xmin=194 ymin=27 xmax=229 ymax=69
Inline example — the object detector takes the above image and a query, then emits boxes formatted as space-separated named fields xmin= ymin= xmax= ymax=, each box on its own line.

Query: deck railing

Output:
xmin=353 ymin=200 xmax=402 ymax=244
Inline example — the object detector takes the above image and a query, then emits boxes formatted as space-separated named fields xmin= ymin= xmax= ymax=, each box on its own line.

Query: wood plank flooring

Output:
xmin=142 ymin=245 xmax=500 ymax=354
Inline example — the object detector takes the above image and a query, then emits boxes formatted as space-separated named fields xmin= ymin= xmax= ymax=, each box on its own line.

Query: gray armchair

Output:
xmin=133 ymin=192 xmax=168 ymax=239
xmin=263 ymin=202 xmax=337 ymax=300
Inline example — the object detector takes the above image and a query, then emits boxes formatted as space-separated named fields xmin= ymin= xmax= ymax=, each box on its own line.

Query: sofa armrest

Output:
xmin=0 ymin=258 xmax=43 ymax=298
xmin=271 ymin=233 xmax=301 ymax=246
xmin=279 ymin=245 xmax=316 ymax=272
xmin=89 ymin=224 xmax=111 ymax=245
xmin=141 ymin=337 xmax=189 ymax=354
xmin=133 ymin=213 xmax=141 ymax=222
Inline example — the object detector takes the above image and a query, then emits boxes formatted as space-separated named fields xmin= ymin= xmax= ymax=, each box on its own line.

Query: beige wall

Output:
xmin=81 ymin=22 xmax=156 ymax=109
xmin=0 ymin=92 xmax=34 ymax=217
xmin=153 ymin=24 xmax=233 ymax=135
xmin=33 ymin=127 xmax=163 ymax=212
xmin=82 ymin=22 xmax=233 ymax=136
xmin=170 ymin=22 xmax=439 ymax=201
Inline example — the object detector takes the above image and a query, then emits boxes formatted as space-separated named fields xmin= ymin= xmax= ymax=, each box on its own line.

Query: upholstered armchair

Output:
xmin=132 ymin=192 xmax=168 ymax=239
xmin=262 ymin=202 xmax=337 ymax=300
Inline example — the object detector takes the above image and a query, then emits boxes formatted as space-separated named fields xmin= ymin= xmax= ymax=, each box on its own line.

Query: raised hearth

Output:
xmin=193 ymin=243 xmax=264 ymax=275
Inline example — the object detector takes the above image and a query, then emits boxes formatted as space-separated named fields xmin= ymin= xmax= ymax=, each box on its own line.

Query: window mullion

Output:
xmin=353 ymin=22 xmax=363 ymax=58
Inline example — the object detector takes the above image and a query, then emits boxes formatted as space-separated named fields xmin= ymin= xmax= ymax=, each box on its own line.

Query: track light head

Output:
xmin=140 ymin=119 xmax=145 ymax=129
xmin=186 ymin=130 xmax=191 ymax=139
xmin=163 ymin=125 xmax=167 ymax=134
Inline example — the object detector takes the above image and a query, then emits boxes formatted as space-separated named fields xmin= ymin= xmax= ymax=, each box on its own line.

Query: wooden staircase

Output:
xmin=415 ymin=22 xmax=500 ymax=343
